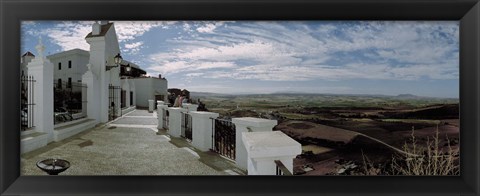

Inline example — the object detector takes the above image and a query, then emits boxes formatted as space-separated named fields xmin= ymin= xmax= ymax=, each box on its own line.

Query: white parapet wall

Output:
xmin=21 ymin=131 xmax=49 ymax=154
xmin=189 ymin=111 xmax=219 ymax=151
xmin=231 ymin=117 xmax=277 ymax=171
xmin=167 ymin=107 xmax=188 ymax=137
xmin=182 ymin=103 xmax=198 ymax=112
xmin=242 ymin=131 xmax=302 ymax=175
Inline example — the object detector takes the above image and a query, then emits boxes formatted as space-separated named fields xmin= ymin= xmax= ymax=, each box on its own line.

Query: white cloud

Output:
xmin=123 ymin=41 xmax=144 ymax=54
xmin=43 ymin=21 xmax=93 ymax=51
xmin=196 ymin=23 xmax=217 ymax=33
xmin=147 ymin=61 xmax=237 ymax=74
xmin=23 ymin=21 xmax=175 ymax=53
xmin=114 ymin=21 xmax=176 ymax=42
xmin=146 ymin=21 xmax=459 ymax=82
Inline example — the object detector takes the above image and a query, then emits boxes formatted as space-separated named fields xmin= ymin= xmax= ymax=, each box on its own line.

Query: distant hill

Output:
xmin=395 ymin=94 xmax=423 ymax=99
xmin=190 ymin=91 xmax=458 ymax=101
xmin=190 ymin=92 xmax=231 ymax=97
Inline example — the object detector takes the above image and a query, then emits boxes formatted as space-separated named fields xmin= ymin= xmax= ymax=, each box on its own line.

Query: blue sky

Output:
xmin=21 ymin=21 xmax=459 ymax=98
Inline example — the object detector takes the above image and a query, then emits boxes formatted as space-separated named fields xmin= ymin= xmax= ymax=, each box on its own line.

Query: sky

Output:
xmin=21 ymin=21 xmax=459 ymax=98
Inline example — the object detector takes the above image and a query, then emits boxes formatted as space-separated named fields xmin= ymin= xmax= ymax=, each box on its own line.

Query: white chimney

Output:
xmin=92 ymin=21 xmax=101 ymax=35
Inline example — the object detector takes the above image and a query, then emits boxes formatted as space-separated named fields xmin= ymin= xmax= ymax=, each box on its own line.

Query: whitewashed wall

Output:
xmin=48 ymin=49 xmax=89 ymax=84
xmin=131 ymin=77 xmax=168 ymax=107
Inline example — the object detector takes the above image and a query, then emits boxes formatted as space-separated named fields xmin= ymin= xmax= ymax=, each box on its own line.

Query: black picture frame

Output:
xmin=1 ymin=0 xmax=479 ymax=195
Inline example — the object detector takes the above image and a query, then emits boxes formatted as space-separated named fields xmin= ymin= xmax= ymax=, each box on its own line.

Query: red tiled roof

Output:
xmin=22 ymin=51 xmax=35 ymax=57
xmin=85 ymin=23 xmax=114 ymax=38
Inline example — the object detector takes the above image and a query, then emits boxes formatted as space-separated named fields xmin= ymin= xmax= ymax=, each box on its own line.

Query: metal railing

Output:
xmin=211 ymin=118 xmax=236 ymax=160
xmin=21 ymin=75 xmax=35 ymax=131
xmin=53 ymin=80 xmax=87 ymax=114
xmin=275 ymin=160 xmax=293 ymax=175
xmin=108 ymin=84 xmax=121 ymax=121
xmin=181 ymin=112 xmax=192 ymax=141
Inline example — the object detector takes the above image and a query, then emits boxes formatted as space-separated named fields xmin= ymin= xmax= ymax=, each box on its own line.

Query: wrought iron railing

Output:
xmin=108 ymin=84 xmax=121 ymax=121
xmin=181 ymin=112 xmax=192 ymax=141
xmin=275 ymin=160 xmax=293 ymax=175
xmin=21 ymin=75 xmax=35 ymax=131
xmin=53 ymin=80 xmax=87 ymax=114
xmin=211 ymin=118 xmax=236 ymax=160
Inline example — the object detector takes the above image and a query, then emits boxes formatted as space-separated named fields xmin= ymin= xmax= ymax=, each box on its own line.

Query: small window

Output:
xmin=68 ymin=61 xmax=72 ymax=68
xmin=58 ymin=62 xmax=62 ymax=70
xmin=67 ymin=78 xmax=72 ymax=88
xmin=57 ymin=78 xmax=62 ymax=89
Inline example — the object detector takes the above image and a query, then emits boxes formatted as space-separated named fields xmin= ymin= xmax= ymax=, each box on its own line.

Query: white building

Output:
xmin=21 ymin=21 xmax=169 ymax=122
xmin=47 ymin=49 xmax=89 ymax=86
xmin=131 ymin=76 xmax=168 ymax=108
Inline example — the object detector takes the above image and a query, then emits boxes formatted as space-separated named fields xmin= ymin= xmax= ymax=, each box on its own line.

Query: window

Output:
xmin=67 ymin=78 xmax=72 ymax=88
xmin=58 ymin=62 xmax=61 ymax=70
xmin=68 ymin=61 xmax=72 ymax=68
xmin=57 ymin=78 xmax=62 ymax=89
xmin=130 ymin=91 xmax=133 ymax=106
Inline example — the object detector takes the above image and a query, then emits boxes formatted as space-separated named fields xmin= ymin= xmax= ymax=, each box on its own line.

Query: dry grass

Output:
xmin=389 ymin=125 xmax=459 ymax=175
xmin=360 ymin=125 xmax=459 ymax=175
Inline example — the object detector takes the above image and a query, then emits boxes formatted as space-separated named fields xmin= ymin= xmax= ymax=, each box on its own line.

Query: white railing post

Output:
xmin=156 ymin=100 xmax=165 ymax=107
xmin=189 ymin=111 xmax=219 ymax=151
xmin=26 ymin=38 xmax=54 ymax=143
xmin=231 ymin=117 xmax=277 ymax=171
xmin=242 ymin=131 xmax=301 ymax=175
xmin=157 ymin=104 xmax=168 ymax=130
xmin=167 ymin=107 xmax=187 ymax=137
xmin=148 ymin=99 xmax=155 ymax=112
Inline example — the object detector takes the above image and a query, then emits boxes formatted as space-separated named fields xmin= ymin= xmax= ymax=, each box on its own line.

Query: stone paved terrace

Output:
xmin=21 ymin=109 xmax=242 ymax=175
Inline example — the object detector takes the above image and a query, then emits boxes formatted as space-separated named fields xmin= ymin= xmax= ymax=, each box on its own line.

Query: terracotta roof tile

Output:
xmin=22 ymin=51 xmax=35 ymax=57
xmin=85 ymin=23 xmax=113 ymax=38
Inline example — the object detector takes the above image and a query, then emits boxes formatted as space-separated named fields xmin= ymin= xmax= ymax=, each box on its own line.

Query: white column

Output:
xmin=189 ymin=111 xmax=219 ymax=151
xmin=231 ymin=117 xmax=277 ymax=170
xmin=82 ymin=65 xmax=100 ymax=123
xmin=167 ymin=107 xmax=187 ymax=137
xmin=242 ymin=131 xmax=301 ymax=175
xmin=26 ymin=38 xmax=54 ymax=142
xmin=182 ymin=103 xmax=198 ymax=112
xmin=148 ymin=99 xmax=155 ymax=113
xmin=157 ymin=104 xmax=168 ymax=130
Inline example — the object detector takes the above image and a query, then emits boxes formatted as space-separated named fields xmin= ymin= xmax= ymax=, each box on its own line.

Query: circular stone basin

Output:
xmin=36 ymin=158 xmax=70 ymax=175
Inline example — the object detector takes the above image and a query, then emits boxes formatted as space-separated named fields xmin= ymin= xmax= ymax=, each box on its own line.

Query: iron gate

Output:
xmin=108 ymin=84 xmax=121 ymax=121
xmin=53 ymin=80 xmax=87 ymax=112
xmin=162 ymin=108 xmax=168 ymax=129
xmin=211 ymin=118 xmax=236 ymax=160
xmin=181 ymin=112 xmax=192 ymax=141
xmin=21 ymin=75 xmax=35 ymax=131
xmin=121 ymin=90 xmax=126 ymax=109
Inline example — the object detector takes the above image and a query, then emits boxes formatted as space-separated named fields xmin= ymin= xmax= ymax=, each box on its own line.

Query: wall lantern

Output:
xmin=106 ymin=53 xmax=123 ymax=71
xmin=124 ymin=63 xmax=132 ymax=72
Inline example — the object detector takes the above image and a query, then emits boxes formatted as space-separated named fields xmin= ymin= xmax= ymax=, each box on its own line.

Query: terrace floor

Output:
xmin=21 ymin=109 xmax=244 ymax=175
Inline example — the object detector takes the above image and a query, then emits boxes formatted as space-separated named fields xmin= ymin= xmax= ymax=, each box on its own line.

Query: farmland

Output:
xmin=192 ymin=92 xmax=460 ymax=175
